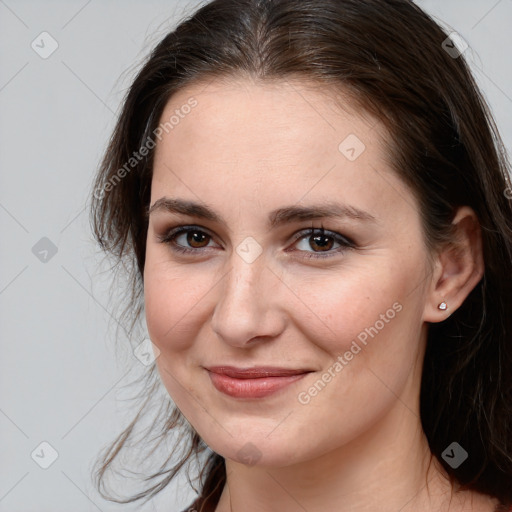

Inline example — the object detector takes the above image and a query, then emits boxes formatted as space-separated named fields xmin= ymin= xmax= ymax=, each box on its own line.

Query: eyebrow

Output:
xmin=147 ymin=197 xmax=377 ymax=228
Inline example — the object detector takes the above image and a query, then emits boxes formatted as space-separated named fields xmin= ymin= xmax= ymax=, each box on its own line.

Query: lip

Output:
xmin=206 ymin=366 xmax=312 ymax=398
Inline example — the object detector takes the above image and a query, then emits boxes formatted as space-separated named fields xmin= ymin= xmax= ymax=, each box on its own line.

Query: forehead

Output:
xmin=155 ymin=77 xmax=382 ymax=159
xmin=150 ymin=77 xmax=413 ymax=221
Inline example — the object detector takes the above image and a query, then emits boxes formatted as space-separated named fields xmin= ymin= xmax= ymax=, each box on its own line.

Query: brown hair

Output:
xmin=90 ymin=0 xmax=512 ymax=509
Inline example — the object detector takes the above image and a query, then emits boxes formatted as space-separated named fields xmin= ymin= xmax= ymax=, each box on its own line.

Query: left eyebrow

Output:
xmin=147 ymin=197 xmax=377 ymax=227
xmin=268 ymin=203 xmax=377 ymax=227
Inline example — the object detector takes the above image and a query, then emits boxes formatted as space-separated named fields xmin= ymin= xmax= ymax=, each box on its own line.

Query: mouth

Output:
xmin=205 ymin=366 xmax=313 ymax=399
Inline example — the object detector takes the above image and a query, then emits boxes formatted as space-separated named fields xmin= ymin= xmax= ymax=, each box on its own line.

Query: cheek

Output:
xmin=143 ymin=263 xmax=212 ymax=417
xmin=143 ymin=260 xmax=212 ymax=352
xmin=285 ymin=259 xmax=414 ymax=359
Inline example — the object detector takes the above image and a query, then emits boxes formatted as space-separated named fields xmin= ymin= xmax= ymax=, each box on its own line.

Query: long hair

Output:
xmin=90 ymin=0 xmax=512 ymax=509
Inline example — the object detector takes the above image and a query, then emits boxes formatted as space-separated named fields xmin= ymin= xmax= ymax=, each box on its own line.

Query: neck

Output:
xmin=214 ymin=398 xmax=498 ymax=512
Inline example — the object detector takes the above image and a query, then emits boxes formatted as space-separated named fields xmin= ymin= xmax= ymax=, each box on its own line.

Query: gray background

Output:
xmin=0 ymin=1 xmax=511 ymax=511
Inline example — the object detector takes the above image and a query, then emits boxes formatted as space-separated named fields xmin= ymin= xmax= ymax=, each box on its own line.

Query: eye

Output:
xmin=157 ymin=225 xmax=218 ymax=254
xmin=289 ymin=227 xmax=354 ymax=259
xmin=157 ymin=225 xmax=355 ymax=259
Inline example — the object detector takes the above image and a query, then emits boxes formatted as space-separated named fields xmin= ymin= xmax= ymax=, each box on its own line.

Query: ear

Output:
xmin=423 ymin=206 xmax=484 ymax=323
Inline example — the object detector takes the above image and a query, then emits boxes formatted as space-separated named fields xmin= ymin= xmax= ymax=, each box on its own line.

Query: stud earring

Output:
xmin=438 ymin=301 xmax=448 ymax=310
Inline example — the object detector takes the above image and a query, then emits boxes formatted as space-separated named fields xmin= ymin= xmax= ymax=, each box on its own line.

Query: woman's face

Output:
xmin=144 ymin=78 xmax=434 ymax=467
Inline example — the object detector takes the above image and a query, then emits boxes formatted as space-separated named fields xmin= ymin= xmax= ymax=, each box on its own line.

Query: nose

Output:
xmin=210 ymin=252 xmax=286 ymax=348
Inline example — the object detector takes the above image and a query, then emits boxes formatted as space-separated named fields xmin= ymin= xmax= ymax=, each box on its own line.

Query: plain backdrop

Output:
xmin=1 ymin=1 xmax=511 ymax=511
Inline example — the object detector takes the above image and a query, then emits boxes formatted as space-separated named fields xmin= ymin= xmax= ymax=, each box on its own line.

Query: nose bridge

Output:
xmin=228 ymin=257 xmax=259 ymax=303
xmin=211 ymin=251 xmax=282 ymax=346
xmin=221 ymin=253 xmax=266 ymax=319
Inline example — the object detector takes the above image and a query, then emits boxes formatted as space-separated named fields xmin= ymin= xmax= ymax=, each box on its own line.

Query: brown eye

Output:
xmin=309 ymin=233 xmax=335 ymax=252
xmin=292 ymin=227 xmax=354 ymax=259
xmin=186 ymin=230 xmax=210 ymax=248
xmin=158 ymin=226 xmax=218 ymax=254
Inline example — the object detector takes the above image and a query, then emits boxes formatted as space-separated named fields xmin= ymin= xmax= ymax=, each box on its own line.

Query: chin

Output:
xmin=200 ymin=428 xmax=309 ymax=468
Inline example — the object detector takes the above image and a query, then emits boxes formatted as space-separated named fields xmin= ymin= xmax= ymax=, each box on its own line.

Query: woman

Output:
xmin=90 ymin=0 xmax=512 ymax=510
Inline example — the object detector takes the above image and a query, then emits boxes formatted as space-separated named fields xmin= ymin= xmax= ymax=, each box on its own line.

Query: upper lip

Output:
xmin=206 ymin=366 xmax=313 ymax=378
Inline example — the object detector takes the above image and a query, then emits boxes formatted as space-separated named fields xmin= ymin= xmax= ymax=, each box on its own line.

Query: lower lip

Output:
xmin=208 ymin=372 xmax=308 ymax=399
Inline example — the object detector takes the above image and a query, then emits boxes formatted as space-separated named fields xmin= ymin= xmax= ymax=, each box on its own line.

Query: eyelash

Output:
xmin=156 ymin=224 xmax=355 ymax=260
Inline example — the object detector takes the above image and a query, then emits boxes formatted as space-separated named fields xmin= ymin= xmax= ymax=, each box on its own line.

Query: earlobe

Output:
xmin=423 ymin=206 xmax=484 ymax=323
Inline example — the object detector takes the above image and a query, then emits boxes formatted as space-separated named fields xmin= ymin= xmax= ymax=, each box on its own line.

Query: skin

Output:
xmin=143 ymin=77 xmax=494 ymax=511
